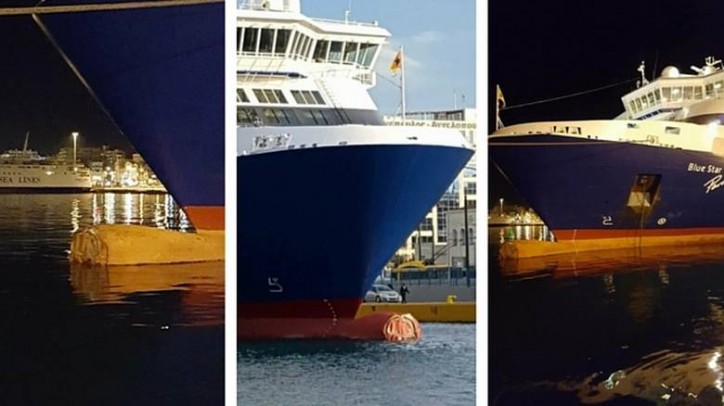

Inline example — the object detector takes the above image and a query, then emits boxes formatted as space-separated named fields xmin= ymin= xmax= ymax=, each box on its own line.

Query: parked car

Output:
xmin=364 ymin=284 xmax=402 ymax=303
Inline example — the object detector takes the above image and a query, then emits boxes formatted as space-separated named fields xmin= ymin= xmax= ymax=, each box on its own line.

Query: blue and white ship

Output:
xmin=237 ymin=0 xmax=474 ymax=339
xmin=36 ymin=0 xmax=224 ymax=230
xmin=491 ymin=57 xmax=724 ymax=249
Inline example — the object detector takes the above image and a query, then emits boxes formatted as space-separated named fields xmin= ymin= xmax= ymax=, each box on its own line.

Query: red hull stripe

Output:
xmin=183 ymin=206 xmax=225 ymax=230
xmin=239 ymin=299 xmax=362 ymax=319
xmin=555 ymin=228 xmax=724 ymax=240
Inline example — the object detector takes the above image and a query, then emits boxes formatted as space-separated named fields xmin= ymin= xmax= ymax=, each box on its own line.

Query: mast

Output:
xmin=22 ymin=131 xmax=29 ymax=153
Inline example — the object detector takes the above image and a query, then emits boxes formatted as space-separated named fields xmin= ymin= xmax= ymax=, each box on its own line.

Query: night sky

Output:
xmin=0 ymin=3 xmax=132 ymax=156
xmin=488 ymin=0 xmax=724 ymax=207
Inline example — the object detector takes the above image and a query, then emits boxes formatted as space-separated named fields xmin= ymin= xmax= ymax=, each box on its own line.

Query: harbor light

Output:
xmin=72 ymin=131 xmax=79 ymax=171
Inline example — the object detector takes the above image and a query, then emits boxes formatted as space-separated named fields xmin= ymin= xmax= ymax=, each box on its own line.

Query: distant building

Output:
xmin=383 ymin=108 xmax=477 ymax=266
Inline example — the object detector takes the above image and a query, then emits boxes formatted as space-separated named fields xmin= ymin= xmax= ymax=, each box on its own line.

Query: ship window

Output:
xmin=252 ymin=89 xmax=268 ymax=103
xmin=628 ymin=100 xmax=635 ymax=113
xmin=716 ymin=81 xmax=724 ymax=96
xmin=635 ymin=98 xmax=642 ymax=111
xmin=311 ymin=91 xmax=325 ymax=104
xmin=313 ymin=40 xmax=329 ymax=62
xmin=662 ymin=87 xmax=671 ymax=102
xmin=259 ymin=29 xmax=274 ymax=53
xmin=236 ymin=27 xmax=242 ymax=52
xmin=263 ymin=89 xmax=278 ymax=103
xmin=237 ymin=108 xmax=251 ymax=124
xmin=683 ymin=86 xmax=693 ymax=100
xmin=299 ymin=91 xmax=314 ymax=105
xmin=237 ymin=89 xmax=249 ymax=103
xmin=283 ymin=109 xmax=300 ymax=125
xmin=291 ymin=90 xmax=305 ymax=104
xmin=664 ymin=126 xmax=680 ymax=135
xmin=263 ymin=108 xmax=279 ymax=124
xmin=654 ymin=88 xmax=661 ymax=102
xmin=274 ymin=29 xmax=291 ymax=56
xmin=274 ymin=109 xmax=291 ymax=125
xmin=671 ymin=87 xmax=682 ymax=102
xmin=242 ymin=28 xmax=258 ymax=53
xmin=293 ymin=34 xmax=307 ymax=58
xmin=344 ymin=42 xmax=359 ymax=64
xmin=706 ymin=83 xmax=715 ymax=97
xmin=329 ymin=41 xmax=343 ymax=63
xmin=301 ymin=37 xmax=313 ymax=59
xmin=647 ymin=93 xmax=654 ymax=105
xmin=273 ymin=90 xmax=288 ymax=104
xmin=694 ymin=86 xmax=703 ymax=100
xmin=640 ymin=96 xmax=648 ymax=109
xmin=357 ymin=43 xmax=378 ymax=66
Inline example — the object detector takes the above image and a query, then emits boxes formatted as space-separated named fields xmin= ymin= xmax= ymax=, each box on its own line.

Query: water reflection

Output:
xmin=495 ymin=224 xmax=554 ymax=244
xmin=70 ymin=261 xmax=224 ymax=327
xmin=89 ymin=192 xmax=191 ymax=232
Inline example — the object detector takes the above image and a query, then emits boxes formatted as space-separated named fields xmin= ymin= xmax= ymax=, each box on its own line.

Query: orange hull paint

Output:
xmin=184 ymin=206 xmax=225 ymax=230
xmin=554 ymin=228 xmax=724 ymax=241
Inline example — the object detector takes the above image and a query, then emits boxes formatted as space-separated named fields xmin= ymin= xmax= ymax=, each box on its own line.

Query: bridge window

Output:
xmin=654 ymin=89 xmax=661 ymax=102
xmin=635 ymin=98 xmax=642 ymax=111
xmin=329 ymin=41 xmax=343 ymax=63
xmin=259 ymin=29 xmax=274 ymax=54
xmin=662 ymin=87 xmax=671 ymax=102
xmin=671 ymin=87 xmax=682 ymax=102
xmin=694 ymin=86 xmax=703 ymax=100
xmin=358 ymin=43 xmax=378 ymax=67
xmin=716 ymin=81 xmax=724 ymax=96
xmin=628 ymin=100 xmax=636 ymax=113
xmin=242 ymin=28 xmax=258 ymax=53
xmin=274 ymin=29 xmax=291 ymax=56
xmin=647 ymin=92 xmax=654 ymax=106
xmin=311 ymin=91 xmax=325 ymax=104
xmin=344 ymin=42 xmax=359 ymax=64
xmin=683 ymin=86 xmax=693 ymax=100
xmin=313 ymin=40 xmax=329 ymax=62
xmin=706 ymin=83 xmax=715 ymax=97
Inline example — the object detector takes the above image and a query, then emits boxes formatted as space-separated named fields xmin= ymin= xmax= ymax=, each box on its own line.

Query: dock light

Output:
xmin=72 ymin=131 xmax=79 ymax=172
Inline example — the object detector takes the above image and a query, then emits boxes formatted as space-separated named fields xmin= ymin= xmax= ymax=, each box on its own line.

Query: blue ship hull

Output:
xmin=40 ymin=2 xmax=224 ymax=229
xmin=491 ymin=134 xmax=724 ymax=240
xmin=238 ymin=143 xmax=472 ymax=337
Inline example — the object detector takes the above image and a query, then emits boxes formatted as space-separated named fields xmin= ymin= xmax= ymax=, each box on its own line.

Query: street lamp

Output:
xmin=72 ymin=131 xmax=79 ymax=171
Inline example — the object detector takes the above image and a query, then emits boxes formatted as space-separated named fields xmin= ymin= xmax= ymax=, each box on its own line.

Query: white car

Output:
xmin=364 ymin=284 xmax=402 ymax=303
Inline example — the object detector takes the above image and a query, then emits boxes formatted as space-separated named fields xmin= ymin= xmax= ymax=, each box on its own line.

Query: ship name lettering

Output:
xmin=708 ymin=165 xmax=723 ymax=174
xmin=704 ymin=174 xmax=724 ymax=194
xmin=18 ymin=177 xmax=40 ymax=184
xmin=688 ymin=162 xmax=706 ymax=172
xmin=0 ymin=176 xmax=12 ymax=183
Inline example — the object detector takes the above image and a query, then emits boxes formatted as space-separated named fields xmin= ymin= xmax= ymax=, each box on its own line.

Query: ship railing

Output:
xmin=309 ymin=17 xmax=381 ymax=28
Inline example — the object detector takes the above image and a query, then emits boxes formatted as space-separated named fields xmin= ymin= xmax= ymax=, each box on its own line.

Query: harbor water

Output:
xmin=238 ymin=323 xmax=476 ymax=405
xmin=490 ymin=225 xmax=724 ymax=405
xmin=0 ymin=193 xmax=223 ymax=404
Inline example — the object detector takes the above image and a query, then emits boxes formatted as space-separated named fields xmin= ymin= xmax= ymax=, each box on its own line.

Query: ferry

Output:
xmin=490 ymin=57 xmax=724 ymax=250
xmin=0 ymin=137 xmax=91 ymax=192
xmin=33 ymin=0 xmax=224 ymax=229
xmin=237 ymin=0 xmax=474 ymax=339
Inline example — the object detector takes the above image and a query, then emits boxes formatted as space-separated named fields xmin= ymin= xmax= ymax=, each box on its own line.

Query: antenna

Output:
xmin=23 ymin=131 xmax=29 ymax=152
xmin=344 ymin=0 xmax=351 ymax=23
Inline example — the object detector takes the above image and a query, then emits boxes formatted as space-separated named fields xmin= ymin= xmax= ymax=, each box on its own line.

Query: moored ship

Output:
xmin=237 ymin=0 xmax=474 ymax=339
xmin=0 ymin=138 xmax=91 ymax=192
xmin=490 ymin=57 xmax=724 ymax=251
xmin=34 ymin=0 xmax=224 ymax=230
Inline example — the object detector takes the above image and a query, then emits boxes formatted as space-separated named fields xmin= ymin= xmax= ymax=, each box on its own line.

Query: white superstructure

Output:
xmin=236 ymin=0 xmax=472 ymax=152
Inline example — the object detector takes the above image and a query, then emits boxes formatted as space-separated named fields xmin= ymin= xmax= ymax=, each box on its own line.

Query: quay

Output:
xmin=357 ymin=302 xmax=475 ymax=323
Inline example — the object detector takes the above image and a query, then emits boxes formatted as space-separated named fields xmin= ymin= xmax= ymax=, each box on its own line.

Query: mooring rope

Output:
xmin=502 ymin=77 xmax=638 ymax=111
xmin=0 ymin=0 xmax=222 ymax=16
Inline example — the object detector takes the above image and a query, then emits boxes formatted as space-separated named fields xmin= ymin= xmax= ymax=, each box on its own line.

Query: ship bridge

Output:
xmin=237 ymin=0 xmax=389 ymax=87
xmin=622 ymin=57 xmax=724 ymax=122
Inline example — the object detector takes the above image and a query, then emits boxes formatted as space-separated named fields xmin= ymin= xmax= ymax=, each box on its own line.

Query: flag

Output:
xmin=496 ymin=84 xmax=506 ymax=109
xmin=389 ymin=49 xmax=402 ymax=75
